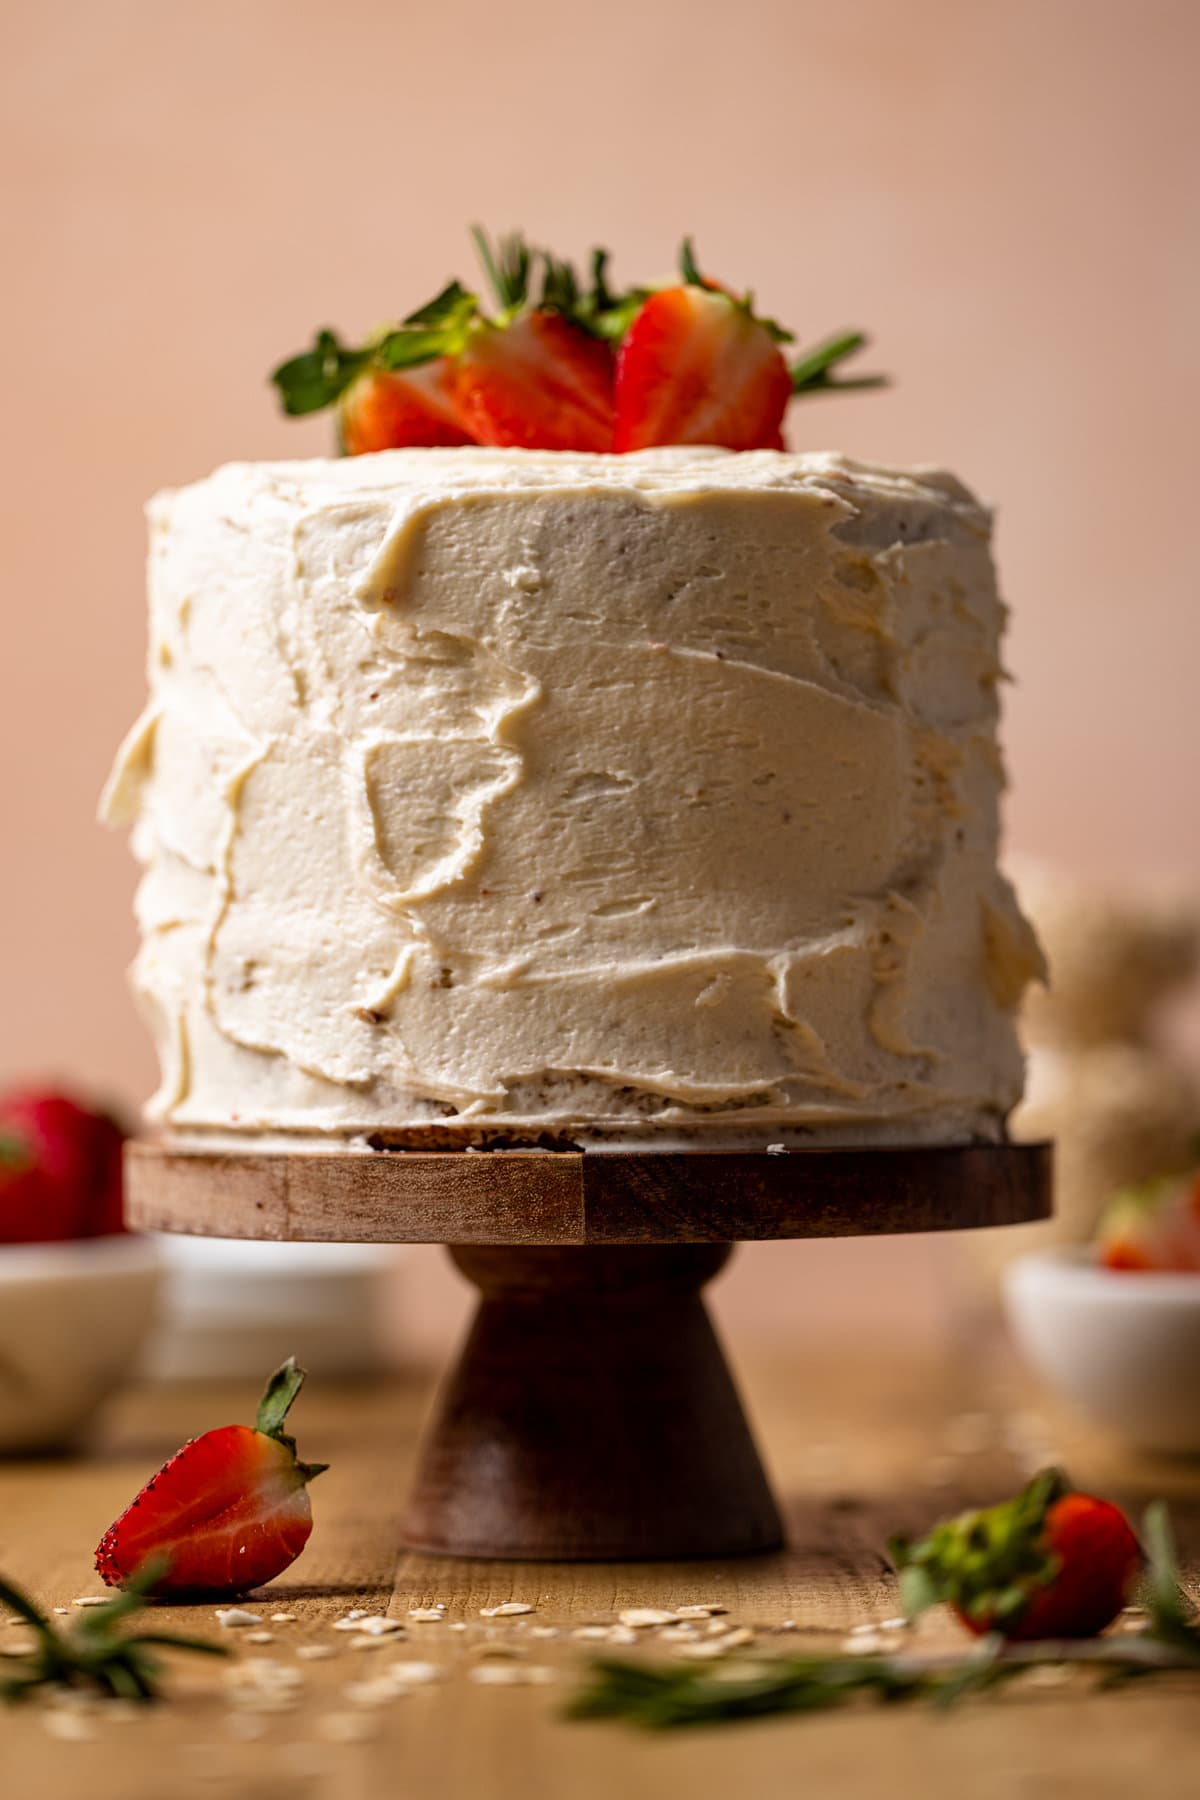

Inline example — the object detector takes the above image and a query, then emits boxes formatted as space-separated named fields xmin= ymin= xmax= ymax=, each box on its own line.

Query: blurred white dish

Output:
xmin=1005 ymin=1247 xmax=1200 ymax=1454
xmin=0 ymin=1236 xmax=162 ymax=1453
xmin=144 ymin=1236 xmax=401 ymax=1380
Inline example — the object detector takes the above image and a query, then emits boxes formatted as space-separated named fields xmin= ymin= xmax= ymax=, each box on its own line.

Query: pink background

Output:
xmin=2 ymin=0 xmax=1196 ymax=1344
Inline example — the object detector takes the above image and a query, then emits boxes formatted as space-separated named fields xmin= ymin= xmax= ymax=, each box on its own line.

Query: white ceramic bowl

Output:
xmin=144 ymin=1235 xmax=400 ymax=1380
xmin=0 ymin=1236 xmax=162 ymax=1453
xmin=1004 ymin=1247 xmax=1200 ymax=1455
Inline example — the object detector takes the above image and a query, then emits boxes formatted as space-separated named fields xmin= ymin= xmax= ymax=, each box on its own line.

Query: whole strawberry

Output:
xmin=0 ymin=1089 xmax=126 ymax=1243
xmin=890 ymin=1468 xmax=1142 ymax=1641
xmin=96 ymin=1359 xmax=327 ymax=1598
xmin=1096 ymin=1167 xmax=1200 ymax=1272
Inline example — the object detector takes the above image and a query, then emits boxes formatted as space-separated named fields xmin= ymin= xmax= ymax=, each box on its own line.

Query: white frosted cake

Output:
xmin=103 ymin=447 xmax=1043 ymax=1147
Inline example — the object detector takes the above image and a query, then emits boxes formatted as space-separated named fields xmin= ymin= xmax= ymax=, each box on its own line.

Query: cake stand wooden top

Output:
xmin=125 ymin=1138 xmax=1051 ymax=1246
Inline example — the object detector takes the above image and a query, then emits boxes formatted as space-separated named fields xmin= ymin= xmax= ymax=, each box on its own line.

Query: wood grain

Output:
xmin=125 ymin=1139 xmax=1053 ymax=1245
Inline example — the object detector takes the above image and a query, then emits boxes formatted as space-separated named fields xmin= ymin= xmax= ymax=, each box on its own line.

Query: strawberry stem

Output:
xmin=254 ymin=1356 xmax=307 ymax=1440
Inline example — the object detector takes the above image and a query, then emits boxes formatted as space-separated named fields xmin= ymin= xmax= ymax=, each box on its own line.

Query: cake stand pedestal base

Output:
xmin=404 ymin=1243 xmax=780 ymax=1560
xmin=127 ymin=1140 xmax=1051 ymax=1562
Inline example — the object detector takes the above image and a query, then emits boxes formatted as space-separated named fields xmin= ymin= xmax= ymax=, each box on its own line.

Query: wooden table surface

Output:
xmin=2 ymin=1339 xmax=1198 ymax=1800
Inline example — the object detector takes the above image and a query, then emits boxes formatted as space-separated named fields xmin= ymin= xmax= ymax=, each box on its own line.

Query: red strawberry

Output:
xmin=0 ymin=1133 xmax=65 ymax=1243
xmin=95 ymin=1360 xmax=327 ymax=1598
xmin=0 ymin=1090 xmax=126 ymax=1243
xmin=1096 ymin=1168 xmax=1200 ymax=1273
xmin=452 ymin=311 xmax=615 ymax=451
xmin=339 ymin=360 xmax=474 ymax=454
xmin=891 ymin=1469 xmax=1142 ymax=1641
xmin=613 ymin=284 xmax=792 ymax=453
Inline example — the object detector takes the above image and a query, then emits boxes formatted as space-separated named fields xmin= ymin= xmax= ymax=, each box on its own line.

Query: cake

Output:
xmin=102 ymin=445 xmax=1043 ymax=1147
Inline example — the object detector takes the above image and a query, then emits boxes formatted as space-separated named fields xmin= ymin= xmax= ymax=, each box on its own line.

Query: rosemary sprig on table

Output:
xmin=568 ymin=1503 xmax=1200 ymax=1730
xmin=0 ymin=1563 xmax=228 ymax=1704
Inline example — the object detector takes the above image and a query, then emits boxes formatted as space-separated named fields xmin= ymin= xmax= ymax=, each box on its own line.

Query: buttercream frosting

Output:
xmin=102 ymin=447 xmax=1043 ymax=1145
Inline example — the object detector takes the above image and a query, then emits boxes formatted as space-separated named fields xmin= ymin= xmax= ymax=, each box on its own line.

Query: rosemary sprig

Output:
xmin=0 ymin=1564 xmax=229 ymax=1705
xmin=568 ymin=1502 xmax=1200 ymax=1730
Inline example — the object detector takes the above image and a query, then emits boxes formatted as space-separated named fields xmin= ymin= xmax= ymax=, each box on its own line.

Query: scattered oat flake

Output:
xmin=618 ymin=1608 xmax=678 ymax=1628
xmin=676 ymin=1603 xmax=727 ymax=1618
xmin=44 ymin=1709 xmax=96 ymax=1742
xmin=657 ymin=1625 xmax=700 ymax=1645
xmin=270 ymin=1612 xmax=297 ymax=1623
xmin=766 ymin=1143 xmax=787 ymax=1155
xmin=297 ymin=1644 xmax=336 ymax=1661
xmin=226 ymin=1711 xmax=270 ymax=1742
xmin=844 ymin=1633 xmax=886 ymax=1655
xmin=469 ymin=1662 xmax=556 ymax=1686
xmin=480 ymin=1601 xmax=536 ymax=1617
xmin=528 ymin=1626 xmax=559 ymax=1639
xmin=571 ymin=1626 xmax=611 ymax=1641
xmin=344 ymin=1677 xmax=410 ymax=1708
xmin=223 ymin=1658 xmax=304 ymax=1714
xmin=71 ymin=1597 xmax=110 ymax=1608
xmin=675 ymin=1640 xmax=730 ymax=1660
xmin=317 ymin=1711 xmax=378 ymax=1743
xmin=215 ymin=1607 xmax=261 ymax=1628
xmin=408 ymin=1608 xmax=446 ymax=1623
xmin=388 ymin=1661 xmax=443 ymax=1685
xmin=245 ymin=1632 xmax=275 ymax=1645
xmin=53 ymin=1607 xmax=70 ymax=1616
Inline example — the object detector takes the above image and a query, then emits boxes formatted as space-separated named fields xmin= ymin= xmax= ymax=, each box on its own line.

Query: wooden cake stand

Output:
xmin=127 ymin=1140 xmax=1051 ymax=1562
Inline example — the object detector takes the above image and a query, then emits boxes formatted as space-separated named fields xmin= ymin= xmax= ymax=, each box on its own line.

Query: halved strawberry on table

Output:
xmin=95 ymin=1359 xmax=327 ymax=1598
xmin=1096 ymin=1166 xmax=1200 ymax=1272
xmin=890 ymin=1467 xmax=1142 ymax=1641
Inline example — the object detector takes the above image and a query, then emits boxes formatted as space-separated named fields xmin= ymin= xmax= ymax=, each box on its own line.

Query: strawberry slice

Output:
xmin=452 ymin=311 xmax=615 ymax=451
xmin=1097 ymin=1167 xmax=1200 ymax=1273
xmin=95 ymin=1360 xmax=327 ymax=1598
xmin=339 ymin=360 xmax=474 ymax=454
xmin=613 ymin=284 xmax=792 ymax=453
xmin=891 ymin=1468 xmax=1142 ymax=1641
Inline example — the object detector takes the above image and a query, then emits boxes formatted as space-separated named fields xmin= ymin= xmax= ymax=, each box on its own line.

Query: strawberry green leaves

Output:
xmin=272 ymin=329 xmax=373 ymax=416
xmin=790 ymin=328 xmax=887 ymax=395
xmin=273 ymin=284 xmax=480 ymax=418
xmin=254 ymin=1356 xmax=329 ymax=1481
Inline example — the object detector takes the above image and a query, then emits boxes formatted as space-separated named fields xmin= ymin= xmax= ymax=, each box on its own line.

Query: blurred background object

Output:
xmin=967 ymin=864 xmax=1200 ymax=1291
xmin=144 ymin=1238 xmax=406 ymax=1382
xmin=1 ymin=0 xmax=1197 ymax=1359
